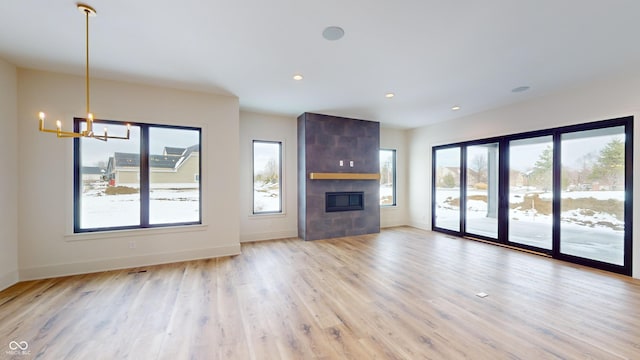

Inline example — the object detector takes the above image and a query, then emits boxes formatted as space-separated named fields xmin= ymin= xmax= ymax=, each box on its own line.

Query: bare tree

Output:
xmin=470 ymin=154 xmax=487 ymax=184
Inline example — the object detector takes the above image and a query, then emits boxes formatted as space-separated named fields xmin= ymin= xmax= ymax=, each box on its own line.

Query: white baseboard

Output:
xmin=0 ymin=270 xmax=19 ymax=292
xmin=19 ymin=244 xmax=241 ymax=281
xmin=408 ymin=221 xmax=430 ymax=231
xmin=380 ymin=221 xmax=409 ymax=229
xmin=240 ymin=230 xmax=298 ymax=243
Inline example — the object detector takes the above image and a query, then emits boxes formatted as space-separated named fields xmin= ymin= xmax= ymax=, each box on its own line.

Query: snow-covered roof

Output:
xmin=110 ymin=144 xmax=199 ymax=171
xmin=81 ymin=166 xmax=105 ymax=175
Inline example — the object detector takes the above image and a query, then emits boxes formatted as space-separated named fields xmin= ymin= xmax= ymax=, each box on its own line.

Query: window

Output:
xmin=431 ymin=116 xmax=633 ymax=275
xmin=74 ymin=119 xmax=201 ymax=232
xmin=253 ymin=140 xmax=282 ymax=214
xmin=433 ymin=146 xmax=461 ymax=232
xmin=380 ymin=149 xmax=396 ymax=206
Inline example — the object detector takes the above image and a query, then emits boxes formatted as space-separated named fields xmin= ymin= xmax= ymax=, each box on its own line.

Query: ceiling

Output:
xmin=1 ymin=1 xmax=639 ymax=129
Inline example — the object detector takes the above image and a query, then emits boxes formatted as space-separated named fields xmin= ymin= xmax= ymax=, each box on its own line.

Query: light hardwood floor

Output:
xmin=1 ymin=227 xmax=640 ymax=359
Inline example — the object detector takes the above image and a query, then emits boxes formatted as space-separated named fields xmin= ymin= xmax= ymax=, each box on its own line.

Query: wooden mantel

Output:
xmin=309 ymin=172 xmax=380 ymax=180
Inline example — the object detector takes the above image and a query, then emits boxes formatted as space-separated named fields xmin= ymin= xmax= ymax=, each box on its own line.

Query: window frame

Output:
xmin=252 ymin=140 xmax=283 ymax=215
xmin=379 ymin=148 xmax=397 ymax=207
xmin=73 ymin=118 xmax=202 ymax=233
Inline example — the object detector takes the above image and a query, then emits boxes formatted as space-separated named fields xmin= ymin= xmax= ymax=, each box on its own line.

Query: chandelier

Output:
xmin=38 ymin=3 xmax=130 ymax=141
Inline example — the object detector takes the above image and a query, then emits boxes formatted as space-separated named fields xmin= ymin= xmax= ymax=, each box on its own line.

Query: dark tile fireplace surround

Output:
xmin=298 ymin=113 xmax=380 ymax=241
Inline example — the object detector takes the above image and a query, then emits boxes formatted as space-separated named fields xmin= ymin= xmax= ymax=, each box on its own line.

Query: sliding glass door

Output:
xmin=560 ymin=127 xmax=627 ymax=265
xmin=508 ymin=136 xmax=553 ymax=250
xmin=465 ymin=143 xmax=499 ymax=239
xmin=431 ymin=116 xmax=632 ymax=275
xmin=433 ymin=147 xmax=461 ymax=232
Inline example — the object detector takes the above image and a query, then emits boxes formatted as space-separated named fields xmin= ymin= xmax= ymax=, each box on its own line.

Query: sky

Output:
xmin=253 ymin=141 xmax=280 ymax=176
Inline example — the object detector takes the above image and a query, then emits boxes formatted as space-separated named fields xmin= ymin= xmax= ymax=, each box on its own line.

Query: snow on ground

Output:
xmin=436 ymin=188 xmax=624 ymax=229
xmin=80 ymin=182 xmax=199 ymax=228
xmin=254 ymin=189 xmax=280 ymax=213
xmin=434 ymin=187 xmax=625 ymax=264
xmin=538 ymin=190 xmax=624 ymax=201
xmin=253 ymin=181 xmax=280 ymax=213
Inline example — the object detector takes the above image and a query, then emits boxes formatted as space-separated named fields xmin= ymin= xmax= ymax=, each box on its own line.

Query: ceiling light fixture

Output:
xmin=385 ymin=93 xmax=395 ymax=99
xmin=38 ymin=3 xmax=130 ymax=141
xmin=451 ymin=105 xmax=461 ymax=111
xmin=322 ymin=26 xmax=345 ymax=41
xmin=293 ymin=74 xmax=303 ymax=81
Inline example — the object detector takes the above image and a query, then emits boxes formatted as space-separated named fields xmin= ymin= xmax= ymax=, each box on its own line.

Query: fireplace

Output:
xmin=326 ymin=191 xmax=364 ymax=212
xmin=298 ymin=112 xmax=380 ymax=240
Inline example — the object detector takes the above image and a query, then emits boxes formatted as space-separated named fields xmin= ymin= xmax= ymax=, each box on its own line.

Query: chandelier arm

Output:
xmin=38 ymin=4 xmax=130 ymax=141
xmin=85 ymin=8 xmax=92 ymax=133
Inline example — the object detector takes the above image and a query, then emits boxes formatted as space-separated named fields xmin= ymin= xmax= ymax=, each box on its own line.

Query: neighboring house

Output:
xmin=106 ymin=145 xmax=199 ymax=186
xmin=81 ymin=166 xmax=106 ymax=182
xmin=163 ymin=147 xmax=187 ymax=156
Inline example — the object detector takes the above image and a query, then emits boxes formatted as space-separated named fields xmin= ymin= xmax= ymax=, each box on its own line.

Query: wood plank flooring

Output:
xmin=1 ymin=226 xmax=640 ymax=359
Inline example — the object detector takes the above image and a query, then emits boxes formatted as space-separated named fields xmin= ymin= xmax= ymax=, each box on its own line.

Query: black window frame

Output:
xmin=252 ymin=140 xmax=283 ymax=215
xmin=73 ymin=118 xmax=202 ymax=233
xmin=432 ymin=116 xmax=633 ymax=276
xmin=380 ymin=148 xmax=397 ymax=207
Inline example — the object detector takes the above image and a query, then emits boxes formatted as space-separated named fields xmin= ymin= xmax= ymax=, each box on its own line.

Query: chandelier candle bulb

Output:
xmin=56 ymin=120 xmax=61 ymax=130
xmin=39 ymin=112 xmax=45 ymax=130
xmin=87 ymin=113 xmax=93 ymax=132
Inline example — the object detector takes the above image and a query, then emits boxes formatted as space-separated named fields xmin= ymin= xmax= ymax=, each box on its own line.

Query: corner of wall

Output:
xmin=0 ymin=271 xmax=19 ymax=291
xmin=0 ymin=58 xmax=19 ymax=291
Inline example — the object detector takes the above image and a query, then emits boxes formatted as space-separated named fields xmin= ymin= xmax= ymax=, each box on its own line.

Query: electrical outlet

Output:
xmin=349 ymin=160 xmax=354 ymax=167
xmin=339 ymin=160 xmax=344 ymax=166
xmin=129 ymin=241 xmax=137 ymax=249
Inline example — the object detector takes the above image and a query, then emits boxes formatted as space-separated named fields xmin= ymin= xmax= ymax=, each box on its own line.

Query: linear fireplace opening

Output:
xmin=326 ymin=191 xmax=364 ymax=212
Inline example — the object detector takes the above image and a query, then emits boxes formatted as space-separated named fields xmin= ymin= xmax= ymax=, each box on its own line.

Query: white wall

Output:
xmin=380 ymin=127 xmax=409 ymax=227
xmin=239 ymin=111 xmax=298 ymax=242
xmin=0 ymin=58 xmax=19 ymax=290
xmin=17 ymin=69 xmax=241 ymax=280
xmin=407 ymin=125 xmax=432 ymax=230
xmin=408 ymin=69 xmax=640 ymax=278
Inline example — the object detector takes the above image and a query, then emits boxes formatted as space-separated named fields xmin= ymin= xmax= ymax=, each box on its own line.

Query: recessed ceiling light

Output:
xmin=293 ymin=74 xmax=303 ymax=81
xmin=511 ymin=85 xmax=530 ymax=93
xmin=322 ymin=26 xmax=345 ymax=41
xmin=385 ymin=93 xmax=395 ymax=99
xmin=451 ymin=105 xmax=461 ymax=111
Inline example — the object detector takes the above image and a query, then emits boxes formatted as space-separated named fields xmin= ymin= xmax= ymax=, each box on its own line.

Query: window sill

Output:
xmin=249 ymin=212 xmax=288 ymax=219
xmin=65 ymin=224 xmax=208 ymax=242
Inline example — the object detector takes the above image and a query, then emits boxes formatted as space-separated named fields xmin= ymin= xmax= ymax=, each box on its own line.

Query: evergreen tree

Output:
xmin=591 ymin=138 xmax=624 ymax=189
xmin=530 ymin=146 xmax=553 ymax=190
xmin=441 ymin=173 xmax=456 ymax=188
